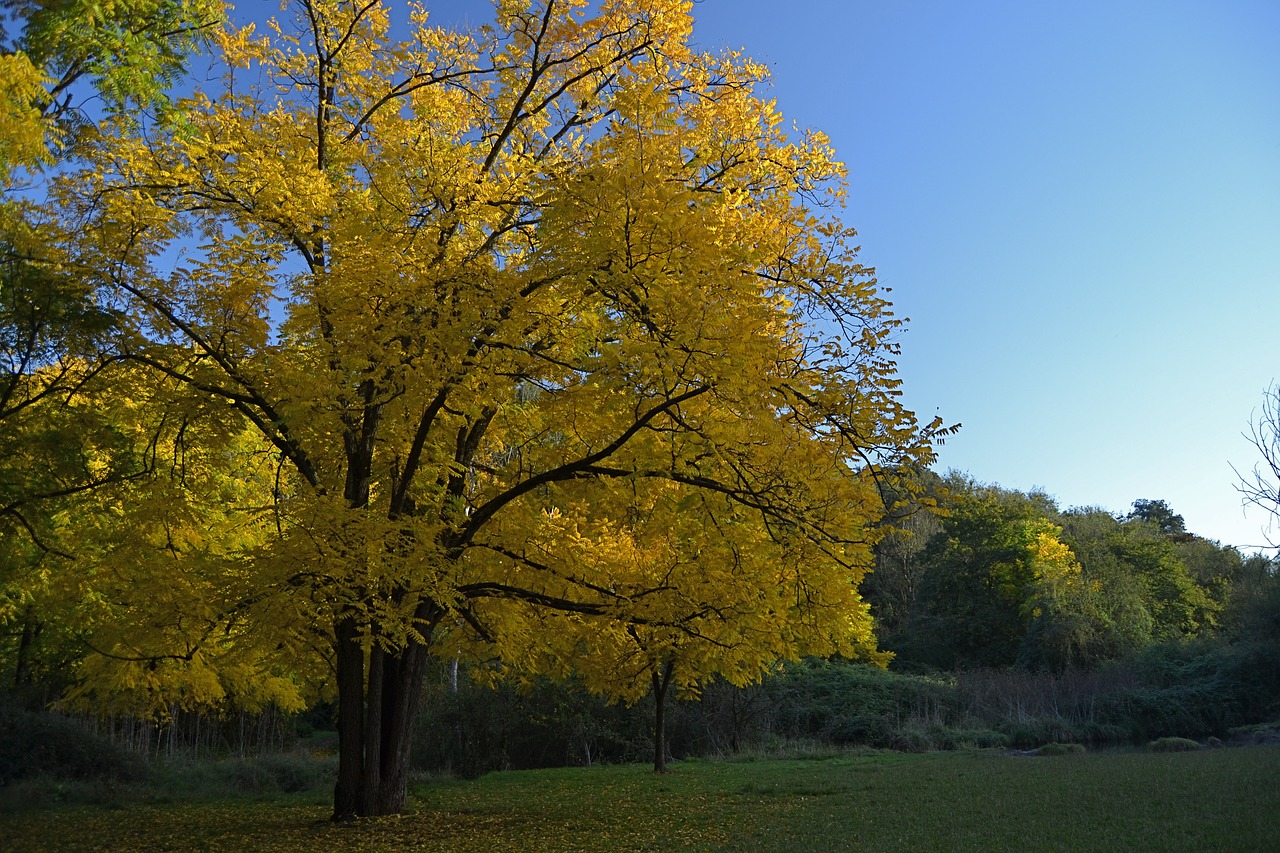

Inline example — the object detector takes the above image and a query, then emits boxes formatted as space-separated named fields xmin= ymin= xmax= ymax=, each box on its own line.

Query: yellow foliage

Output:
xmin=0 ymin=52 xmax=55 ymax=182
xmin=35 ymin=0 xmax=939 ymax=735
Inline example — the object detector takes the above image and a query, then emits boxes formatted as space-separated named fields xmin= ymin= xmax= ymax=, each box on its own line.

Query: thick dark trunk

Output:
xmin=358 ymin=645 xmax=385 ymax=816
xmin=331 ymin=612 xmax=436 ymax=821
xmin=332 ymin=616 xmax=366 ymax=821
xmin=377 ymin=639 xmax=430 ymax=812
xmin=652 ymin=660 xmax=674 ymax=774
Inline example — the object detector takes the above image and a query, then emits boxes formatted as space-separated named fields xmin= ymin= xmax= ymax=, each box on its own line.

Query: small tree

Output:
xmin=476 ymin=476 xmax=891 ymax=773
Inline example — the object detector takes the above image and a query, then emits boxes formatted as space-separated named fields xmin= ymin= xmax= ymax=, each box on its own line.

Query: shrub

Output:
xmin=763 ymin=660 xmax=956 ymax=749
xmin=1149 ymin=737 xmax=1201 ymax=753
xmin=1036 ymin=742 xmax=1085 ymax=756
xmin=998 ymin=717 xmax=1086 ymax=749
xmin=0 ymin=704 xmax=146 ymax=785
xmin=412 ymin=673 xmax=652 ymax=776
xmin=938 ymin=726 xmax=1011 ymax=750
xmin=228 ymin=759 xmax=278 ymax=794
xmin=256 ymin=751 xmax=336 ymax=793
xmin=890 ymin=726 xmax=934 ymax=753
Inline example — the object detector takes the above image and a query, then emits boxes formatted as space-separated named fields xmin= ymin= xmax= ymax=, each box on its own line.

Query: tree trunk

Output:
xmin=331 ymin=610 xmax=437 ymax=821
xmin=332 ymin=616 xmax=365 ymax=820
xmin=13 ymin=609 xmax=40 ymax=687
xmin=651 ymin=660 xmax=674 ymax=773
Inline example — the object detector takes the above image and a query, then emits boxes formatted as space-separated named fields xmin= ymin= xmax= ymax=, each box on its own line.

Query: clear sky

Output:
xmin=680 ymin=0 xmax=1280 ymax=551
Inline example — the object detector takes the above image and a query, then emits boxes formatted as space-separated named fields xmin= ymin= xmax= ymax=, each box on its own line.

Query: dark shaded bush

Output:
xmin=411 ymin=672 xmax=653 ymax=777
xmin=255 ymin=751 xmax=334 ymax=793
xmin=1092 ymin=637 xmax=1280 ymax=740
xmin=1149 ymin=737 xmax=1200 ymax=753
xmin=761 ymin=660 xmax=955 ymax=749
xmin=998 ymin=717 xmax=1087 ymax=749
xmin=217 ymin=752 xmax=335 ymax=795
xmin=0 ymin=702 xmax=146 ymax=785
xmin=406 ymin=626 xmax=1280 ymax=771
xmin=227 ymin=759 xmax=277 ymax=794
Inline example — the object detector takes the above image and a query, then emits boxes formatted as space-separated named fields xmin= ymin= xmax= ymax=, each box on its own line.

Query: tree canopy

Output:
xmin=1 ymin=0 xmax=225 ymax=700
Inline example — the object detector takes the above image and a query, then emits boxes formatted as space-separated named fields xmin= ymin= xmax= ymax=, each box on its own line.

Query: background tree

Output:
xmin=891 ymin=477 xmax=1075 ymax=669
xmin=1237 ymin=383 xmax=1280 ymax=550
xmin=889 ymin=482 xmax=1219 ymax=672
xmin=864 ymin=467 xmax=945 ymax=640
xmin=1127 ymin=499 xmax=1186 ymax=537
xmin=0 ymin=0 xmax=222 ymax=697
xmin=48 ymin=0 xmax=938 ymax=819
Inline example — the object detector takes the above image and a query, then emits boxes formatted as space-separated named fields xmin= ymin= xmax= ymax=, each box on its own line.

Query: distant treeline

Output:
xmin=865 ymin=473 xmax=1274 ymax=673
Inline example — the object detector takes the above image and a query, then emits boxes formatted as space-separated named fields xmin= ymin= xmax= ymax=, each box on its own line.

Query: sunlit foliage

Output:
xmin=18 ymin=0 xmax=939 ymax=818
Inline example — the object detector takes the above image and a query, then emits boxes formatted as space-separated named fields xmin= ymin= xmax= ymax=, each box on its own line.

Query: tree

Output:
xmin=1057 ymin=508 xmax=1218 ymax=654
xmin=864 ymin=467 xmax=945 ymax=640
xmin=1127 ymin=499 xmax=1186 ymax=537
xmin=48 ymin=0 xmax=939 ymax=819
xmin=473 ymin=475 xmax=890 ymax=773
xmin=896 ymin=479 xmax=1080 ymax=669
xmin=1173 ymin=534 xmax=1243 ymax=606
xmin=893 ymin=478 xmax=1223 ymax=672
xmin=1237 ymin=383 xmax=1280 ymax=550
xmin=0 ymin=0 xmax=222 ymax=700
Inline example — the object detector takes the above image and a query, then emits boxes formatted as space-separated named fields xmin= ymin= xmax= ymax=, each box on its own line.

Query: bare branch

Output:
xmin=1234 ymin=382 xmax=1280 ymax=550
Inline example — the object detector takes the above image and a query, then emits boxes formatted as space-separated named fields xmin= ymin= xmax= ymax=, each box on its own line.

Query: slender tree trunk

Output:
xmin=652 ymin=661 xmax=674 ymax=773
xmin=13 ymin=609 xmax=40 ymax=687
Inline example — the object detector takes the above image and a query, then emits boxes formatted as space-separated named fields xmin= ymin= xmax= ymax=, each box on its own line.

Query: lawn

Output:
xmin=3 ymin=746 xmax=1277 ymax=851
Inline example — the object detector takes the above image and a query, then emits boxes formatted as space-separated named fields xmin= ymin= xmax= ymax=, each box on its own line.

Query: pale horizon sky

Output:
xmin=685 ymin=0 xmax=1280 ymax=552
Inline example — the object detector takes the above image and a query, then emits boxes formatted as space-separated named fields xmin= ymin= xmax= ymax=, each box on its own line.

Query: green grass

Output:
xmin=3 ymin=746 xmax=1278 ymax=851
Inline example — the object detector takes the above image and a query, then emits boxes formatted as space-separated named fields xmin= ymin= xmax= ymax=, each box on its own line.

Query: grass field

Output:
xmin=3 ymin=746 xmax=1278 ymax=851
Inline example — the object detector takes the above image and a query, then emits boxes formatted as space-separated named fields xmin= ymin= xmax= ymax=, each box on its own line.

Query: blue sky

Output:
xmin=682 ymin=0 xmax=1280 ymax=550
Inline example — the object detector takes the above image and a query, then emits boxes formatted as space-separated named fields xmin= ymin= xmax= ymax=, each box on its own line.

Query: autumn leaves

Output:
xmin=5 ymin=0 xmax=936 ymax=816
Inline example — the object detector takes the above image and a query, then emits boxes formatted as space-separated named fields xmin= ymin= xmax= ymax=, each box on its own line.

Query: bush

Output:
xmin=1094 ymin=638 xmax=1280 ymax=740
xmin=763 ymin=660 xmax=956 ymax=749
xmin=0 ymin=704 xmax=146 ymax=785
xmin=400 ymin=636 xmax=1280 ymax=772
xmin=1149 ymin=737 xmax=1201 ymax=753
xmin=1036 ymin=742 xmax=1085 ymax=756
xmin=219 ymin=752 xmax=335 ymax=795
xmin=412 ymin=672 xmax=653 ymax=777
xmin=256 ymin=752 xmax=335 ymax=793
xmin=227 ymin=759 xmax=277 ymax=794
xmin=998 ymin=717 xmax=1088 ymax=749
xmin=936 ymin=725 xmax=1011 ymax=750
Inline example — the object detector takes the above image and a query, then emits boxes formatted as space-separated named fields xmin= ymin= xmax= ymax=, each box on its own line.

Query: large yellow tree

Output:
xmin=49 ymin=0 xmax=943 ymax=819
